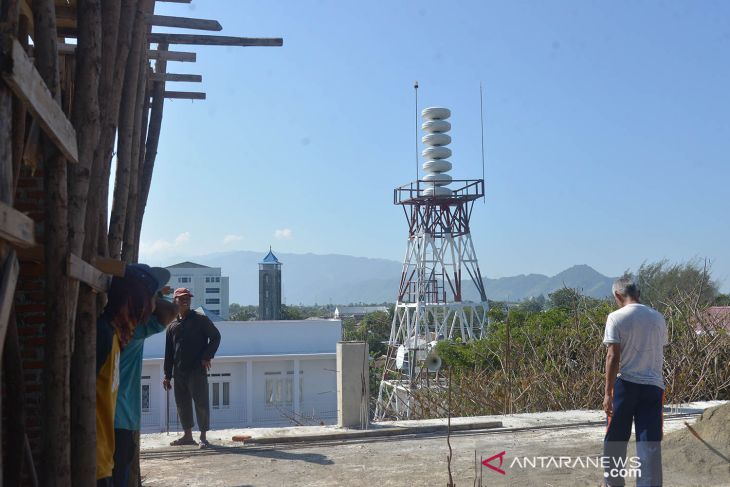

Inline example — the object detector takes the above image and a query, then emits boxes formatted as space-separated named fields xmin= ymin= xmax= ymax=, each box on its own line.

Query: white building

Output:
xmin=334 ymin=305 xmax=389 ymax=320
xmin=140 ymin=319 xmax=341 ymax=432
xmin=165 ymin=261 xmax=230 ymax=319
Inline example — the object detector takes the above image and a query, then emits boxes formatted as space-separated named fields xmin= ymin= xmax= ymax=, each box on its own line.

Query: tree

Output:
xmin=631 ymin=259 xmax=718 ymax=312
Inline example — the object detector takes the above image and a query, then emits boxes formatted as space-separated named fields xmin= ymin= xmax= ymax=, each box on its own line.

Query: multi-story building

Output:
xmin=165 ymin=261 xmax=230 ymax=319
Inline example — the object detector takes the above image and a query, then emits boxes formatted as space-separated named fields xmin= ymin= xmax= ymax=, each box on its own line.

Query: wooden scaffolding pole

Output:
xmin=69 ymin=1 xmax=103 ymax=485
xmin=32 ymin=0 xmax=72 ymax=483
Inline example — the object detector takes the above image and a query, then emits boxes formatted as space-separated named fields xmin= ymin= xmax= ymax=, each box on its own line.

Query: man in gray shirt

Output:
xmin=602 ymin=277 xmax=668 ymax=487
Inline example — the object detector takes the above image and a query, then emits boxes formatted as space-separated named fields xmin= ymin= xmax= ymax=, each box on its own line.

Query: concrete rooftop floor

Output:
xmin=140 ymin=401 xmax=727 ymax=487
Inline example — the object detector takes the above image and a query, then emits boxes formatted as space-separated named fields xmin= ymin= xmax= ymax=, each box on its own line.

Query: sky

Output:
xmin=136 ymin=0 xmax=730 ymax=290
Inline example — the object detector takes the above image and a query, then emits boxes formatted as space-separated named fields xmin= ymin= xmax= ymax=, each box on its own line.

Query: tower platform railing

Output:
xmin=393 ymin=179 xmax=484 ymax=205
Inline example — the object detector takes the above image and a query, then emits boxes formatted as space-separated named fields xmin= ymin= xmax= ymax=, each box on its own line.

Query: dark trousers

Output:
xmin=112 ymin=428 xmax=135 ymax=487
xmin=174 ymin=368 xmax=210 ymax=431
xmin=604 ymin=378 xmax=663 ymax=487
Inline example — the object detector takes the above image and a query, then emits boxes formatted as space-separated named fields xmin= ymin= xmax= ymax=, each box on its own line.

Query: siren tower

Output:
xmin=375 ymin=105 xmax=489 ymax=420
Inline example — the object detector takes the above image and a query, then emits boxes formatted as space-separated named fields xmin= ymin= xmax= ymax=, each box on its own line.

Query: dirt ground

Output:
xmin=140 ymin=412 xmax=729 ymax=487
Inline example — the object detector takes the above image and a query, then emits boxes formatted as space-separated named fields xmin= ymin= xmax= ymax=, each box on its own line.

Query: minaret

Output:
xmin=258 ymin=247 xmax=282 ymax=320
xmin=375 ymin=106 xmax=489 ymax=420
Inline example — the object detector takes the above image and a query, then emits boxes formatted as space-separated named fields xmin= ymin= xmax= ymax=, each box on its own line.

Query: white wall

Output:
xmin=140 ymin=319 xmax=341 ymax=432
xmin=142 ymin=356 xmax=336 ymax=432
xmin=143 ymin=320 xmax=342 ymax=359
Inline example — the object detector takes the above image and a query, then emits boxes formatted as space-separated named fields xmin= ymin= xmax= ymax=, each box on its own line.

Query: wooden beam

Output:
xmin=145 ymin=14 xmax=222 ymax=31
xmin=0 ymin=250 xmax=19 ymax=345
xmin=0 ymin=36 xmax=79 ymax=163
xmin=58 ymin=43 xmax=76 ymax=55
xmin=91 ymin=257 xmax=126 ymax=277
xmin=150 ymin=72 xmax=201 ymax=82
xmin=147 ymin=49 xmax=196 ymax=62
xmin=0 ymin=201 xmax=35 ymax=248
xmin=156 ymin=0 xmax=192 ymax=3
xmin=148 ymin=33 xmax=283 ymax=47
xmin=68 ymin=254 xmax=111 ymax=293
xmin=163 ymin=91 xmax=205 ymax=100
xmin=16 ymin=244 xmax=43 ymax=262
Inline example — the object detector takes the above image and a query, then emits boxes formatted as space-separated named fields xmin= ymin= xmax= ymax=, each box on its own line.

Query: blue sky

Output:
xmin=138 ymin=1 xmax=730 ymax=290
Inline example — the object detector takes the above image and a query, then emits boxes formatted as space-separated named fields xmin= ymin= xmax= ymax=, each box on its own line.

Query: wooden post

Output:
xmin=32 ymin=0 xmax=72 ymax=483
xmin=96 ymin=0 xmax=138 ymax=259
xmin=69 ymin=2 xmax=103 ymax=484
xmin=108 ymin=0 xmax=150 ymax=259
xmin=135 ymin=42 xmax=167 ymax=257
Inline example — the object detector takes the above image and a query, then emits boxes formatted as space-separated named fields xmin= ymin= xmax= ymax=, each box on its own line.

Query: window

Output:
xmin=265 ymin=371 xmax=303 ymax=406
xmin=205 ymin=298 xmax=220 ymax=305
xmin=209 ymin=375 xmax=231 ymax=409
xmin=215 ymin=277 xmax=220 ymax=283
xmin=178 ymin=276 xmax=191 ymax=283
xmin=205 ymin=288 xmax=220 ymax=293
xmin=212 ymin=383 xmax=220 ymax=409
xmin=142 ymin=384 xmax=150 ymax=411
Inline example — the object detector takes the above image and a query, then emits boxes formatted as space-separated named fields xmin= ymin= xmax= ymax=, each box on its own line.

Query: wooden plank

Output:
xmin=0 ymin=201 xmax=35 ymax=248
xmin=147 ymin=49 xmax=196 ymax=62
xmin=91 ymin=257 xmax=126 ymax=277
xmin=58 ymin=43 xmax=77 ymax=55
xmin=0 ymin=250 xmax=20 ymax=346
xmin=16 ymin=244 xmax=43 ymax=262
xmin=67 ymin=253 xmax=111 ymax=293
xmin=156 ymin=0 xmax=192 ymax=3
xmin=150 ymin=72 xmax=201 ymax=82
xmin=146 ymin=14 xmax=222 ymax=31
xmin=148 ymin=33 xmax=283 ymax=47
xmin=163 ymin=91 xmax=205 ymax=100
xmin=0 ymin=36 xmax=79 ymax=163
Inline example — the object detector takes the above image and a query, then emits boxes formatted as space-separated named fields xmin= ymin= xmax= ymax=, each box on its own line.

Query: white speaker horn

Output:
xmin=425 ymin=350 xmax=442 ymax=373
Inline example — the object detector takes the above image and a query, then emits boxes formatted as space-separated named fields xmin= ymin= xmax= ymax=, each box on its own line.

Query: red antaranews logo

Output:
xmin=482 ymin=451 xmax=507 ymax=475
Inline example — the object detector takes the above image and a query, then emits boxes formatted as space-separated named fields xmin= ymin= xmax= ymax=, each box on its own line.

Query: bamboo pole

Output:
xmin=32 ymin=0 xmax=72 ymax=483
xmin=108 ymin=0 xmax=150 ymax=259
xmin=69 ymin=1 xmax=103 ymax=485
xmin=97 ymin=0 xmax=138 ymax=259
xmin=134 ymin=43 xmax=167 ymax=259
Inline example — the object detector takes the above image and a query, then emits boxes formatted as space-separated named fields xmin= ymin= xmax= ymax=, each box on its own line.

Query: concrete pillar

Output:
xmin=337 ymin=341 xmax=369 ymax=429
xmin=246 ymin=359 xmax=253 ymax=426
xmin=293 ymin=359 xmax=301 ymax=417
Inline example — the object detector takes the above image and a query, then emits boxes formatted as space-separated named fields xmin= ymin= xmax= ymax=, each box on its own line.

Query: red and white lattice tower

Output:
xmin=375 ymin=106 xmax=488 ymax=420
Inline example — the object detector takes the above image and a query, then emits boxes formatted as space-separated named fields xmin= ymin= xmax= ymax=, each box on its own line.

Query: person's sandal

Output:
xmin=198 ymin=439 xmax=210 ymax=449
xmin=169 ymin=437 xmax=197 ymax=446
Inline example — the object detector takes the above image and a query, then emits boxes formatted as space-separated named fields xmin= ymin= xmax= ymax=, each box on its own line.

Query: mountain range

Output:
xmin=183 ymin=251 xmax=616 ymax=305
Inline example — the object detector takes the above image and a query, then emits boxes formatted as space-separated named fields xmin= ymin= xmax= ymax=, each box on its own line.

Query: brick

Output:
xmin=21 ymin=337 xmax=45 ymax=347
xmin=17 ymin=324 xmax=41 ymax=336
xmin=19 ymin=314 xmax=45 ymax=325
xmin=14 ymin=303 xmax=45 ymax=313
xmin=23 ymin=360 xmax=43 ymax=370
xmin=16 ymin=178 xmax=41 ymax=189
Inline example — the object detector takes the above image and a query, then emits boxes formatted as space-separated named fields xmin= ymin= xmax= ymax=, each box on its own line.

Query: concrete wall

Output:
xmin=336 ymin=342 xmax=369 ymax=429
xmin=144 ymin=319 xmax=342 ymax=359
xmin=142 ymin=356 xmax=336 ymax=432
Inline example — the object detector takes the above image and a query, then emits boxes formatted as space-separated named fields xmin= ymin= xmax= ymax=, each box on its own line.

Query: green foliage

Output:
xmin=229 ymin=303 xmax=257 ymax=321
xmin=342 ymin=310 xmax=392 ymax=357
xmin=407 ymin=261 xmax=729 ymax=419
xmin=713 ymin=293 xmax=730 ymax=306
xmin=631 ymin=259 xmax=718 ymax=312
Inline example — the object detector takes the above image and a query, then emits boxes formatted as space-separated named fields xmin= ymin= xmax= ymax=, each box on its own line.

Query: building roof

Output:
xmin=194 ymin=306 xmax=225 ymax=322
xmin=260 ymin=248 xmax=281 ymax=264
xmin=143 ymin=319 xmax=342 ymax=358
xmin=334 ymin=306 xmax=389 ymax=316
xmin=166 ymin=261 xmax=210 ymax=269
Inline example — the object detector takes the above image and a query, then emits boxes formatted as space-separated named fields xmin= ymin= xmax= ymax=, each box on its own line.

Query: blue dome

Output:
xmin=260 ymin=248 xmax=280 ymax=264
